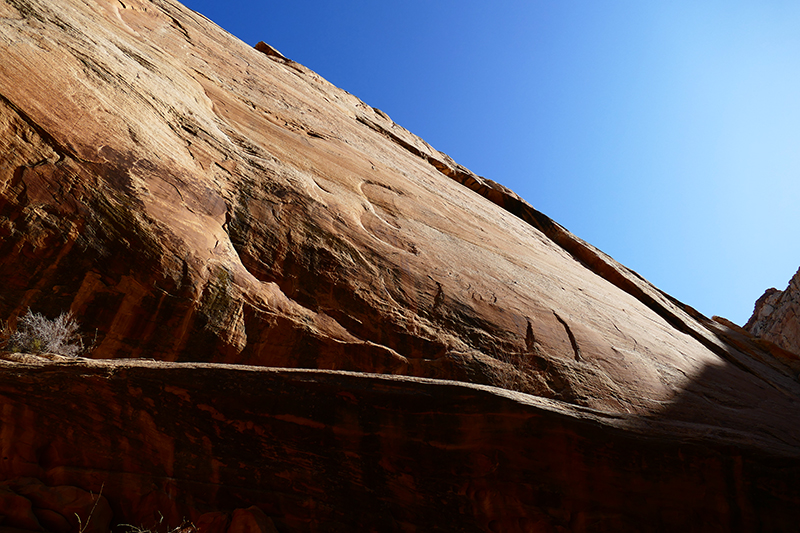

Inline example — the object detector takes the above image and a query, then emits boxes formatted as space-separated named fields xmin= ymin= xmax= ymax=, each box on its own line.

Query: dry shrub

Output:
xmin=3 ymin=309 xmax=84 ymax=357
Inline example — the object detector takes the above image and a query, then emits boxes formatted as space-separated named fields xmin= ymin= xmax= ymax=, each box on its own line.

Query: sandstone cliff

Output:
xmin=1 ymin=355 xmax=799 ymax=532
xmin=1 ymin=0 xmax=799 ymax=530
xmin=2 ymin=0 xmax=797 ymax=414
xmin=746 ymin=267 xmax=800 ymax=356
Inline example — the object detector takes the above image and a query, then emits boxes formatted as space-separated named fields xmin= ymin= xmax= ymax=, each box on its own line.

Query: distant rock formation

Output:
xmin=746 ymin=267 xmax=800 ymax=356
xmin=1 ymin=0 xmax=800 ymax=530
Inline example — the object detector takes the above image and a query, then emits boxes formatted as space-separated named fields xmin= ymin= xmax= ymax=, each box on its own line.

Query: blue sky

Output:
xmin=183 ymin=0 xmax=800 ymax=325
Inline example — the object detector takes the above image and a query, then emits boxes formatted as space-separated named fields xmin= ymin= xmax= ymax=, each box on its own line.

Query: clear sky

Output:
xmin=183 ymin=0 xmax=800 ymax=325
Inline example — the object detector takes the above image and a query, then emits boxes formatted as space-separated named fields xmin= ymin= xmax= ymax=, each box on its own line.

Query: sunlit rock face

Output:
xmin=1 ymin=0 xmax=800 ymax=530
xmin=0 ymin=0 xmax=795 ymax=415
xmin=746 ymin=267 xmax=800 ymax=356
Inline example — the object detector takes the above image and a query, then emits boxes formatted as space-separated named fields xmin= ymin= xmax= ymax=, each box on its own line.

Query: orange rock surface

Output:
xmin=0 ymin=0 xmax=799 ymax=530
xmin=746 ymin=267 xmax=800 ymax=356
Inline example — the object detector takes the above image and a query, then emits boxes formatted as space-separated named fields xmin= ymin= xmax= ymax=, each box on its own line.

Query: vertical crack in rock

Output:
xmin=553 ymin=311 xmax=581 ymax=362
xmin=432 ymin=281 xmax=444 ymax=311
xmin=525 ymin=319 xmax=536 ymax=354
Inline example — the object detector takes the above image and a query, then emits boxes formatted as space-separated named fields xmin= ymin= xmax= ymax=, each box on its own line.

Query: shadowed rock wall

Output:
xmin=1 ymin=357 xmax=798 ymax=532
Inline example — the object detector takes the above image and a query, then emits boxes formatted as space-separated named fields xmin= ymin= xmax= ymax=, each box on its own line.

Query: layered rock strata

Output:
xmin=0 ymin=0 xmax=799 ymax=530
xmin=0 ymin=356 xmax=799 ymax=532
xmin=746 ymin=267 xmax=800 ymax=356
xmin=1 ymin=0 xmax=796 ymax=413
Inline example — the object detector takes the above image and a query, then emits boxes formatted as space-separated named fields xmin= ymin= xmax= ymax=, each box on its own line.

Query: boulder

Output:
xmin=0 ymin=478 xmax=111 ymax=533
xmin=0 ymin=484 xmax=41 ymax=531
xmin=229 ymin=507 xmax=278 ymax=533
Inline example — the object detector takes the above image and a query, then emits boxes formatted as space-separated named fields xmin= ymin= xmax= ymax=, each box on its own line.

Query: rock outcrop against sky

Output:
xmin=746 ymin=267 xmax=800 ymax=356
xmin=1 ymin=0 xmax=799 ymax=530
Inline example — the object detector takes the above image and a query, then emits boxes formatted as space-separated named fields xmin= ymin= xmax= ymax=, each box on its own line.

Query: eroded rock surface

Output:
xmin=0 ymin=478 xmax=111 ymax=533
xmin=1 ymin=0 xmax=800 ymax=530
xmin=0 ymin=0 xmax=796 ymax=414
xmin=0 ymin=357 xmax=798 ymax=532
xmin=746 ymin=267 xmax=800 ymax=356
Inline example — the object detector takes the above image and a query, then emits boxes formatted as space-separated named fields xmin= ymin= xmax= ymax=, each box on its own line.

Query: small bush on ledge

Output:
xmin=3 ymin=309 xmax=85 ymax=357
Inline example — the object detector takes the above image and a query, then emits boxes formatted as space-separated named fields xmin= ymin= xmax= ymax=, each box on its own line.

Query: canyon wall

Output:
xmin=746 ymin=267 xmax=800 ymax=357
xmin=1 ymin=356 xmax=799 ymax=532
xmin=1 ymin=0 xmax=799 ymax=530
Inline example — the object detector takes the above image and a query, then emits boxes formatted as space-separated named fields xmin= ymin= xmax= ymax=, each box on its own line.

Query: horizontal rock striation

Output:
xmin=1 ymin=356 xmax=799 ymax=532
